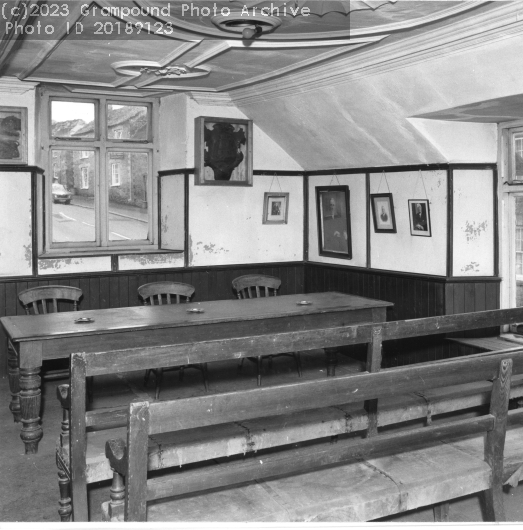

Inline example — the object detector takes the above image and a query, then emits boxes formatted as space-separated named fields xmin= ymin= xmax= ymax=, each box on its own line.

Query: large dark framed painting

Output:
xmin=316 ymin=185 xmax=352 ymax=259
xmin=195 ymin=116 xmax=253 ymax=186
xmin=0 ymin=106 xmax=27 ymax=165
xmin=370 ymin=193 xmax=396 ymax=233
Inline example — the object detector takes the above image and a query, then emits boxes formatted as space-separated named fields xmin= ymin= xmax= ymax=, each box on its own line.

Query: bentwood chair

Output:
xmin=17 ymin=285 xmax=93 ymax=399
xmin=138 ymin=281 xmax=208 ymax=399
xmin=232 ymin=274 xmax=302 ymax=386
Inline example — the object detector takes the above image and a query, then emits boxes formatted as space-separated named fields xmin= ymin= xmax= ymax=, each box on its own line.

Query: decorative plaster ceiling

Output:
xmin=0 ymin=0 xmax=488 ymax=94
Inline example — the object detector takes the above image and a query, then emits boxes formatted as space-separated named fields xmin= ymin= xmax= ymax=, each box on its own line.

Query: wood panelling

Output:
xmin=0 ymin=263 xmax=304 ymax=377
xmin=305 ymin=263 xmax=500 ymax=367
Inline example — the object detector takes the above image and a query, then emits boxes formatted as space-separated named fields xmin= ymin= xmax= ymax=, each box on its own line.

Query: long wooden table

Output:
xmin=1 ymin=292 xmax=392 ymax=454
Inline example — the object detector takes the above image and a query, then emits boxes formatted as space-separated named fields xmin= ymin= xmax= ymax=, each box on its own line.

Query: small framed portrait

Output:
xmin=0 ymin=106 xmax=27 ymax=165
xmin=370 ymin=193 xmax=396 ymax=233
xmin=409 ymin=199 xmax=432 ymax=237
xmin=316 ymin=185 xmax=352 ymax=259
xmin=195 ymin=116 xmax=253 ymax=186
xmin=263 ymin=192 xmax=289 ymax=224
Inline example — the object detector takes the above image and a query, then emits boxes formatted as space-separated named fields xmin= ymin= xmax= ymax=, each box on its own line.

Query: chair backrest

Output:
xmin=18 ymin=285 xmax=83 ymax=315
xmin=232 ymin=274 xmax=281 ymax=299
xmin=138 ymin=281 xmax=195 ymax=305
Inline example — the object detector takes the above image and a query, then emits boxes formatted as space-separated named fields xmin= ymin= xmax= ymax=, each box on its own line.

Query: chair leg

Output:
xmin=483 ymin=487 xmax=506 ymax=522
xmin=154 ymin=368 xmax=163 ymax=400
xmin=179 ymin=366 xmax=185 ymax=382
xmin=86 ymin=376 xmax=94 ymax=404
xmin=433 ymin=502 xmax=450 ymax=522
xmin=201 ymin=363 xmax=209 ymax=392
xmin=144 ymin=369 xmax=152 ymax=387
xmin=256 ymin=356 xmax=262 ymax=387
xmin=294 ymin=352 xmax=302 ymax=378
xmin=238 ymin=358 xmax=245 ymax=373
xmin=57 ymin=462 xmax=72 ymax=522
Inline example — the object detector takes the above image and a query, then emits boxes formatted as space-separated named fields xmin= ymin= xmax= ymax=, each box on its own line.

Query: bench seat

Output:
xmin=140 ymin=437 xmax=492 ymax=522
xmin=61 ymin=375 xmax=523 ymax=485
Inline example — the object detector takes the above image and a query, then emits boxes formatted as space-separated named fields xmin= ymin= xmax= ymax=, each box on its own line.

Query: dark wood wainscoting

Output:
xmin=0 ymin=262 xmax=304 ymax=377
xmin=305 ymin=263 xmax=500 ymax=367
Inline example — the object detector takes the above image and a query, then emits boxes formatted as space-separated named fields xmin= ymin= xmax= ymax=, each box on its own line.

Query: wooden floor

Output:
xmin=1 ymin=350 xmax=523 ymax=525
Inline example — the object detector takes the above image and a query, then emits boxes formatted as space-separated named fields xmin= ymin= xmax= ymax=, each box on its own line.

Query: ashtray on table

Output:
xmin=296 ymin=301 xmax=312 ymax=306
xmin=75 ymin=317 xmax=94 ymax=324
xmin=187 ymin=308 xmax=205 ymax=314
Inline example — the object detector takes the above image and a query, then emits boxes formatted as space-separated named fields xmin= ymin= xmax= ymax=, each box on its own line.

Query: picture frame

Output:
xmin=408 ymin=199 xmax=432 ymax=237
xmin=194 ymin=116 xmax=253 ymax=186
xmin=316 ymin=185 xmax=352 ymax=259
xmin=0 ymin=106 xmax=27 ymax=165
xmin=263 ymin=192 xmax=289 ymax=224
xmin=370 ymin=193 xmax=396 ymax=233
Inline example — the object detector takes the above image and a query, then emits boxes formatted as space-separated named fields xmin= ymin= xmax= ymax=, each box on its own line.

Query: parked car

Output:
xmin=52 ymin=182 xmax=72 ymax=204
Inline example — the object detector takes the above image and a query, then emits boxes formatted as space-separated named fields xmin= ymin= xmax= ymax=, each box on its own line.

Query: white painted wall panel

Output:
xmin=38 ymin=256 xmax=111 ymax=275
xmin=452 ymin=169 xmax=494 ymax=276
xmin=159 ymin=173 xmax=184 ymax=251
xmin=0 ymin=171 xmax=33 ymax=277
xmin=370 ymin=171 xmax=447 ymax=276
xmin=189 ymin=175 xmax=303 ymax=266
xmin=308 ymin=174 xmax=367 ymax=268
xmin=119 ymin=252 xmax=184 ymax=271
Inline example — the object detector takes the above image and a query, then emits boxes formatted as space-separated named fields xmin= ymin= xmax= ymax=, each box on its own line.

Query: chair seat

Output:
xmin=143 ymin=439 xmax=492 ymax=522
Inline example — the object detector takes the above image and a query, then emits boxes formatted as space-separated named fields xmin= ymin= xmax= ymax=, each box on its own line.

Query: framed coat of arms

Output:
xmin=195 ymin=116 xmax=253 ymax=186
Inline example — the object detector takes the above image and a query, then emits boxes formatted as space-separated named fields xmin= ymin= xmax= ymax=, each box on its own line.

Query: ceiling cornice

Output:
xmin=228 ymin=1 xmax=522 ymax=106
xmin=0 ymin=76 xmax=38 ymax=94
xmin=188 ymin=91 xmax=235 ymax=106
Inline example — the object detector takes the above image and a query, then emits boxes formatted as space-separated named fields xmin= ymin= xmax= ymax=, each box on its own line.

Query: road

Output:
xmin=52 ymin=201 xmax=148 ymax=242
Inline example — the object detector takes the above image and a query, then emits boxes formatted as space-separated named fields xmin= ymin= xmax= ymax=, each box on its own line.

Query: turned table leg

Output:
xmin=7 ymin=341 xmax=21 ymax=423
xmin=19 ymin=365 xmax=43 ymax=454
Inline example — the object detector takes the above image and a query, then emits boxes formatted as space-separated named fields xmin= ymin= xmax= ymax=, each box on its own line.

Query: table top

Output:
xmin=1 ymin=292 xmax=392 ymax=342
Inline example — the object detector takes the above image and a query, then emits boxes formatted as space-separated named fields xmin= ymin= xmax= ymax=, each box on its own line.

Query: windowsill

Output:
xmin=39 ymin=248 xmax=183 ymax=259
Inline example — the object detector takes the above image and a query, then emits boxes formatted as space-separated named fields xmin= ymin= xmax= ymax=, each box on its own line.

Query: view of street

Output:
xmin=52 ymin=198 xmax=148 ymax=242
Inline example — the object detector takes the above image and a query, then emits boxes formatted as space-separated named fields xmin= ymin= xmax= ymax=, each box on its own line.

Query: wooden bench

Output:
xmin=56 ymin=307 xmax=523 ymax=521
xmin=100 ymin=352 xmax=521 ymax=522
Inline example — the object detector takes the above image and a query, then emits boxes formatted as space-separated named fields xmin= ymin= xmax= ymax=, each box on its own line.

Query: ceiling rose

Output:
xmin=211 ymin=13 xmax=282 ymax=35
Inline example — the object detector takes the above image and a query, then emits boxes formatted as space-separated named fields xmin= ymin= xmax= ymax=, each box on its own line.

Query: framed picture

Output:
xmin=409 ymin=199 xmax=432 ymax=237
xmin=370 ymin=193 xmax=396 ymax=233
xmin=263 ymin=192 xmax=289 ymax=224
xmin=316 ymin=185 xmax=352 ymax=259
xmin=0 ymin=106 xmax=27 ymax=165
xmin=195 ymin=116 xmax=253 ymax=186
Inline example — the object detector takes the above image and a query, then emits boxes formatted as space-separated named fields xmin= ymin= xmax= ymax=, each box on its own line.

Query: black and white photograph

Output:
xmin=409 ymin=199 xmax=432 ymax=237
xmin=370 ymin=193 xmax=397 ymax=233
xmin=263 ymin=191 xmax=289 ymax=224
xmin=0 ymin=0 xmax=519 ymax=526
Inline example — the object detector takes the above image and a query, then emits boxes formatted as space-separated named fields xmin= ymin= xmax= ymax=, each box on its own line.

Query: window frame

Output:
xmin=38 ymin=88 xmax=160 ymax=255
xmin=80 ymin=167 xmax=89 ymax=190
xmin=110 ymin=162 xmax=121 ymax=187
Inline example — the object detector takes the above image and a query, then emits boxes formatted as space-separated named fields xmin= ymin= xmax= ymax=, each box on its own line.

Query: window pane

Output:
xmin=51 ymin=101 xmax=95 ymax=139
xmin=106 ymin=152 xmax=149 ymax=241
xmin=107 ymin=105 xmax=148 ymax=141
xmin=51 ymin=149 xmax=96 ymax=243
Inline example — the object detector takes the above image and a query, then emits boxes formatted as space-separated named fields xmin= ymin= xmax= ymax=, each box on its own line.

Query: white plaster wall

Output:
xmin=370 ymin=171 xmax=447 ymax=276
xmin=119 ymin=252 xmax=184 ymax=271
xmin=37 ymin=256 xmax=111 ymax=275
xmin=159 ymin=173 xmax=185 ymax=250
xmin=158 ymin=94 xmax=187 ymax=171
xmin=0 ymin=171 xmax=33 ymax=277
xmin=452 ymin=169 xmax=495 ymax=276
xmin=189 ymin=175 xmax=303 ymax=266
xmin=308 ymin=174 xmax=367 ymax=267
